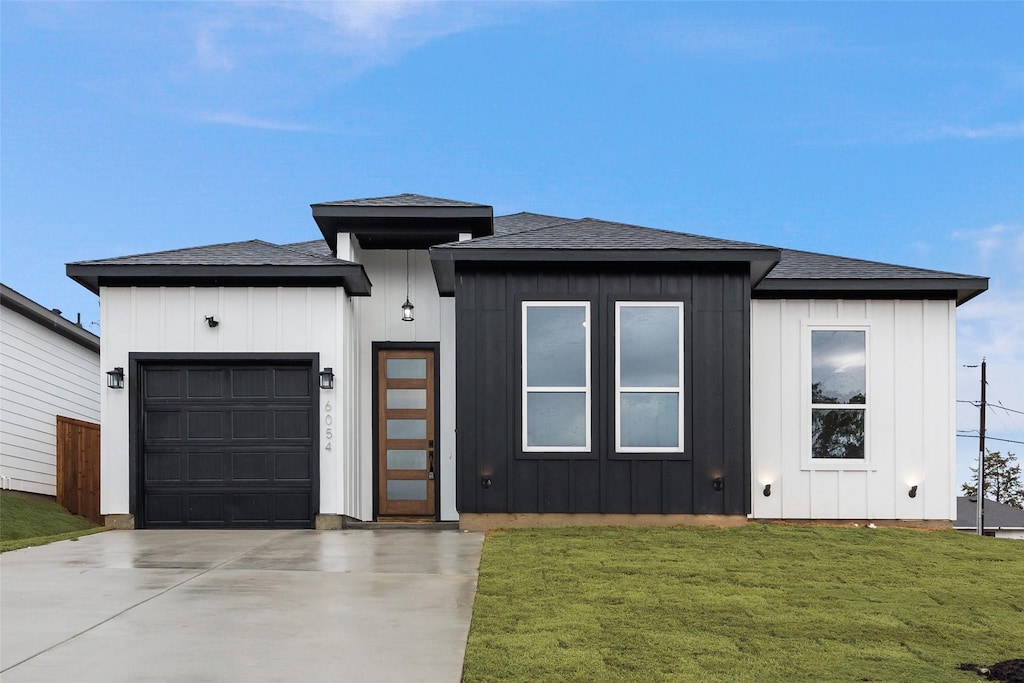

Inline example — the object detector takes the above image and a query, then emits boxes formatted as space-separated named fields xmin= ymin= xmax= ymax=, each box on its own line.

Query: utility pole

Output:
xmin=977 ymin=358 xmax=987 ymax=536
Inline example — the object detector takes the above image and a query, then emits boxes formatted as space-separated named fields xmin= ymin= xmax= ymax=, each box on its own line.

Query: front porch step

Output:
xmin=344 ymin=520 xmax=460 ymax=531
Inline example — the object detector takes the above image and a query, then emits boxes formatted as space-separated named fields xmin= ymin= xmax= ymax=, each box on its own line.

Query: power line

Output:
xmin=990 ymin=402 xmax=1024 ymax=417
xmin=956 ymin=434 xmax=1024 ymax=446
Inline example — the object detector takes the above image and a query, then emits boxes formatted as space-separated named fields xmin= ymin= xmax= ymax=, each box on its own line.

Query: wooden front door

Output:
xmin=377 ymin=349 xmax=436 ymax=518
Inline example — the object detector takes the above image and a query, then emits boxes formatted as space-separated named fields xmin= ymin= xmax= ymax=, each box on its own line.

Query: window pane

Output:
xmin=620 ymin=306 xmax=680 ymax=387
xmin=387 ymin=389 xmax=427 ymax=409
xmin=620 ymin=393 xmax=679 ymax=448
xmin=386 ymin=419 xmax=426 ymax=439
xmin=387 ymin=480 xmax=427 ymax=500
xmin=386 ymin=358 xmax=426 ymax=379
xmin=811 ymin=409 xmax=865 ymax=459
xmin=387 ymin=450 xmax=427 ymax=470
xmin=811 ymin=330 xmax=865 ymax=404
xmin=526 ymin=306 xmax=586 ymax=387
xmin=527 ymin=392 xmax=586 ymax=448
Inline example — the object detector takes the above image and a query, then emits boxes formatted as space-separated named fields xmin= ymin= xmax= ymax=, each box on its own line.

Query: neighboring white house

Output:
xmin=954 ymin=497 xmax=1024 ymax=539
xmin=1 ymin=284 xmax=100 ymax=495
xmin=65 ymin=194 xmax=988 ymax=529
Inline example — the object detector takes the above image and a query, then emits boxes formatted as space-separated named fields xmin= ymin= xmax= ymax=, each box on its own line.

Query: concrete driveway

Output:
xmin=1 ymin=529 xmax=484 ymax=682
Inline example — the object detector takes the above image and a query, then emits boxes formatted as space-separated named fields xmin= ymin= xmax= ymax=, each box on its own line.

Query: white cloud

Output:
xmin=196 ymin=112 xmax=317 ymax=132
xmin=928 ymin=121 xmax=1024 ymax=141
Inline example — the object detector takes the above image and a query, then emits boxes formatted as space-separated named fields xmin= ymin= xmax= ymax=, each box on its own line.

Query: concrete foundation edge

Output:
xmin=104 ymin=514 xmax=136 ymax=530
xmin=458 ymin=513 xmax=955 ymax=531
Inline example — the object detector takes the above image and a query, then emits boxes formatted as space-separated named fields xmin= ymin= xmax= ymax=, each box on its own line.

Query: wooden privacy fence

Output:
xmin=56 ymin=416 xmax=102 ymax=524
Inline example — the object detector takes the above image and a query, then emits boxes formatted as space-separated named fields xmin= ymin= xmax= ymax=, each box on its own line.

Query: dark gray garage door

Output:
xmin=140 ymin=362 xmax=316 ymax=528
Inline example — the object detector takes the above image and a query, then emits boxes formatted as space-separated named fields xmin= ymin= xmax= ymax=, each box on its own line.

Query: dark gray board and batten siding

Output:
xmin=455 ymin=263 xmax=751 ymax=516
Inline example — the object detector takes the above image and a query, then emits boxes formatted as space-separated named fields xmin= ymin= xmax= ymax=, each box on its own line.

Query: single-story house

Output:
xmin=954 ymin=497 xmax=1024 ymax=539
xmin=66 ymin=194 xmax=987 ymax=529
xmin=1 ymin=284 xmax=101 ymax=495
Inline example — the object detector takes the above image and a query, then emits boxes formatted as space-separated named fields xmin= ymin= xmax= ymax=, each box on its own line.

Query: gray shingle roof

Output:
xmin=314 ymin=194 xmax=489 ymax=208
xmin=441 ymin=218 xmax=778 ymax=251
xmin=767 ymin=248 xmax=985 ymax=282
xmin=282 ymin=239 xmax=334 ymax=259
xmin=70 ymin=239 xmax=351 ymax=267
xmin=493 ymin=212 xmax=576 ymax=235
xmin=67 ymin=239 xmax=371 ymax=296
xmin=955 ymin=497 xmax=1024 ymax=530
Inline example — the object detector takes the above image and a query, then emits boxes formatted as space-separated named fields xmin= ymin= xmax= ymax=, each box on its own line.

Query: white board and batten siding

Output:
xmin=1 ymin=289 xmax=100 ymax=495
xmin=351 ymin=246 xmax=458 ymax=521
xmin=97 ymin=244 xmax=458 ymax=522
xmin=751 ymin=299 xmax=957 ymax=521
xmin=99 ymin=285 xmax=352 ymax=516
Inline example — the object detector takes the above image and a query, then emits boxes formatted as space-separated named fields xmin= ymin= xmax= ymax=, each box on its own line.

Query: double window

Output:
xmin=809 ymin=328 xmax=867 ymax=461
xmin=521 ymin=300 xmax=684 ymax=454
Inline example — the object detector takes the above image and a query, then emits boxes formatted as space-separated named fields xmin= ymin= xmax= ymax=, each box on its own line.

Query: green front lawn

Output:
xmin=464 ymin=525 xmax=1023 ymax=682
xmin=0 ymin=491 xmax=104 ymax=552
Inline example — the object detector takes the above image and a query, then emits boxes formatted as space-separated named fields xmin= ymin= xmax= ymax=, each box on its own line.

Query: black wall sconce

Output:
xmin=204 ymin=316 xmax=219 ymax=328
xmin=713 ymin=476 xmax=724 ymax=492
xmin=763 ymin=483 xmax=772 ymax=497
xmin=319 ymin=368 xmax=335 ymax=390
xmin=481 ymin=477 xmax=492 ymax=489
xmin=106 ymin=367 xmax=124 ymax=389
xmin=909 ymin=485 xmax=918 ymax=499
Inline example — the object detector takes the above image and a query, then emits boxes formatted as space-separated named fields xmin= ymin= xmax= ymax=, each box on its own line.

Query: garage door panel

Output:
xmin=146 ymin=411 xmax=182 ymax=440
xmin=232 ymin=451 xmax=270 ymax=481
xmin=186 ymin=451 xmax=224 ymax=482
xmin=274 ymin=411 xmax=311 ymax=439
xmin=145 ymin=450 xmax=182 ymax=482
xmin=231 ymin=369 xmax=269 ymax=398
xmin=187 ymin=369 xmax=224 ymax=398
xmin=274 ymin=369 xmax=311 ymax=398
xmin=141 ymin=362 xmax=315 ymax=529
xmin=232 ymin=411 xmax=269 ymax=439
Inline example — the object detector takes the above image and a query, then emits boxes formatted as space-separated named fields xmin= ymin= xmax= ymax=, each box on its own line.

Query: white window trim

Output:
xmin=615 ymin=301 xmax=685 ymax=454
xmin=801 ymin=321 xmax=873 ymax=471
xmin=522 ymin=301 xmax=591 ymax=452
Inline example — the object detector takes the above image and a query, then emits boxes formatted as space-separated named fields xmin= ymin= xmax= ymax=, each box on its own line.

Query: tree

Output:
xmin=962 ymin=451 xmax=1024 ymax=509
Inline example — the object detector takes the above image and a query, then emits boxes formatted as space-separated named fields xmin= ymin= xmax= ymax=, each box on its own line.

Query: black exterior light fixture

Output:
xmin=713 ymin=476 xmax=724 ymax=492
xmin=763 ymin=483 xmax=772 ymax=497
xmin=319 ymin=368 xmax=335 ymax=390
xmin=481 ymin=477 xmax=492 ymax=489
xmin=204 ymin=315 xmax=219 ymax=328
xmin=401 ymin=250 xmax=414 ymax=322
xmin=909 ymin=485 xmax=918 ymax=499
xmin=106 ymin=367 xmax=124 ymax=389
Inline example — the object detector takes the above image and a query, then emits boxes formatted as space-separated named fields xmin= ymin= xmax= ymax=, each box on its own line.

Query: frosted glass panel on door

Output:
xmin=526 ymin=306 xmax=586 ymax=387
xmin=526 ymin=392 xmax=586 ymax=447
xmin=620 ymin=393 xmax=679 ymax=448
xmin=386 ymin=358 xmax=427 ymax=379
xmin=387 ymin=419 xmax=426 ymax=439
xmin=387 ymin=450 xmax=427 ymax=470
xmin=387 ymin=389 xmax=427 ymax=409
xmin=619 ymin=306 xmax=679 ymax=387
xmin=387 ymin=480 xmax=427 ymax=500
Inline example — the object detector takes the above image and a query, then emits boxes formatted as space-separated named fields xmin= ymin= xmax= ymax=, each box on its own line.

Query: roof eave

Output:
xmin=66 ymin=263 xmax=373 ymax=297
xmin=755 ymin=277 xmax=989 ymax=305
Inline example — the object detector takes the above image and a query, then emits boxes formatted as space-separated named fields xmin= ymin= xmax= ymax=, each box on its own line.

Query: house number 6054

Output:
xmin=324 ymin=401 xmax=333 ymax=451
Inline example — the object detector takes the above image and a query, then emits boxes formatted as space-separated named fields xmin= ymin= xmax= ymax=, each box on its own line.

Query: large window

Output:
xmin=522 ymin=302 xmax=591 ymax=452
xmin=810 ymin=328 xmax=867 ymax=460
xmin=615 ymin=302 xmax=684 ymax=453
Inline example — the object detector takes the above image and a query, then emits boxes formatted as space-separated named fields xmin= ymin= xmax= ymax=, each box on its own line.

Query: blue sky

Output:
xmin=2 ymin=2 xmax=1022 ymax=489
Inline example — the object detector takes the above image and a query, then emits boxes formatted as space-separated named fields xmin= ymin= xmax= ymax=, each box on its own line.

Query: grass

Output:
xmin=0 ymin=491 xmax=104 ymax=552
xmin=463 ymin=525 xmax=1024 ymax=682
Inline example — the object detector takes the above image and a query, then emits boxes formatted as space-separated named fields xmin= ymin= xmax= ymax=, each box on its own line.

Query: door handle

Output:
xmin=428 ymin=440 xmax=435 ymax=480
